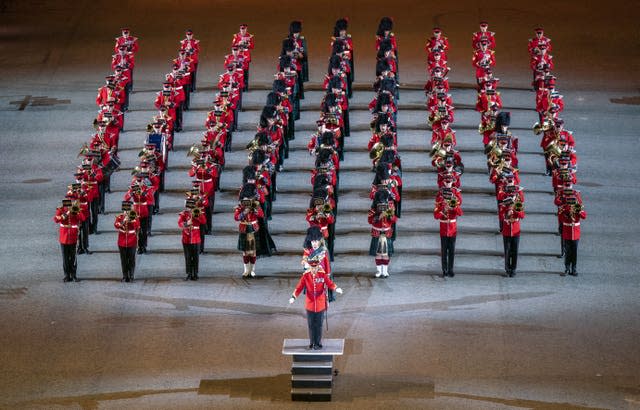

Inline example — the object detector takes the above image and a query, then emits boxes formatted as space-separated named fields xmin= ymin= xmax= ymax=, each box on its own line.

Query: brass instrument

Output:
xmin=70 ymin=202 xmax=81 ymax=215
xmin=369 ymin=142 xmax=384 ymax=160
xmin=78 ymin=143 xmax=90 ymax=158
xmin=544 ymin=140 xmax=562 ymax=156
xmin=570 ymin=202 xmax=583 ymax=215
xmin=187 ymin=144 xmax=202 ymax=158
xmin=322 ymin=203 xmax=333 ymax=214
xmin=124 ymin=209 xmax=138 ymax=223
xmin=192 ymin=207 xmax=202 ymax=218
xmin=533 ymin=118 xmax=553 ymax=135
xmin=513 ymin=200 xmax=524 ymax=212
xmin=484 ymin=139 xmax=502 ymax=157
xmin=447 ymin=197 xmax=459 ymax=208
xmin=429 ymin=141 xmax=446 ymax=158
xmin=240 ymin=199 xmax=259 ymax=211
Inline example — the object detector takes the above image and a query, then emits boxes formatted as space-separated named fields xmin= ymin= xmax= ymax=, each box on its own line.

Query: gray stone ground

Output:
xmin=0 ymin=1 xmax=639 ymax=409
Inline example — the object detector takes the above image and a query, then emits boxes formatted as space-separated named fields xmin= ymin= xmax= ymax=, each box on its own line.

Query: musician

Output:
xmin=332 ymin=18 xmax=354 ymax=95
xmin=559 ymin=198 xmax=586 ymax=276
xmin=53 ymin=199 xmax=84 ymax=282
xmin=114 ymin=201 xmax=140 ymax=282
xmin=472 ymin=40 xmax=495 ymax=84
xmin=528 ymin=27 xmax=553 ymax=56
xmin=368 ymin=190 xmax=398 ymax=278
xmin=234 ymin=184 xmax=275 ymax=278
xmin=289 ymin=254 xmax=343 ymax=350
xmin=434 ymin=178 xmax=463 ymax=277
xmin=301 ymin=226 xmax=332 ymax=277
xmin=114 ymin=28 xmax=139 ymax=54
xmin=124 ymin=183 xmax=153 ymax=254
xmin=499 ymin=196 xmax=526 ymax=277
xmin=426 ymin=27 xmax=450 ymax=55
xmin=472 ymin=21 xmax=496 ymax=50
xmin=180 ymin=29 xmax=200 ymax=91
xmin=179 ymin=200 xmax=206 ymax=280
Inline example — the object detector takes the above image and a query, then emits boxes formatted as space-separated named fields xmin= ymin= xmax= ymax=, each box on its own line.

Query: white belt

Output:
xmin=197 ymin=178 xmax=213 ymax=183
xmin=563 ymin=222 xmax=580 ymax=226
xmin=441 ymin=219 xmax=457 ymax=223
xmin=60 ymin=224 xmax=78 ymax=228
xmin=373 ymin=227 xmax=390 ymax=231
xmin=120 ymin=230 xmax=136 ymax=234
xmin=134 ymin=202 xmax=148 ymax=205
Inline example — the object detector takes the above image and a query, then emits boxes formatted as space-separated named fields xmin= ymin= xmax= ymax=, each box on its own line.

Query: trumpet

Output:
xmin=570 ymin=202 xmax=583 ymax=215
xmin=70 ymin=203 xmax=81 ymax=215
xmin=447 ymin=197 xmax=459 ymax=209
xmin=192 ymin=207 xmax=202 ymax=218
xmin=513 ymin=200 xmax=524 ymax=212
xmin=124 ymin=209 xmax=138 ymax=223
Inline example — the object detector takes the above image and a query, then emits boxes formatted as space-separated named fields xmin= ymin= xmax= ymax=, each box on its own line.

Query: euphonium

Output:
xmin=544 ymin=140 xmax=562 ymax=156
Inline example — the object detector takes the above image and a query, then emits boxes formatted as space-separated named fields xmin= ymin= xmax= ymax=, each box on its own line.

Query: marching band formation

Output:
xmin=471 ymin=22 xmax=526 ymax=277
xmin=529 ymin=28 xmax=586 ymax=276
xmin=54 ymin=21 xmax=586 ymax=284
xmin=425 ymin=26 xmax=464 ymax=278
xmin=367 ymin=17 xmax=401 ymax=278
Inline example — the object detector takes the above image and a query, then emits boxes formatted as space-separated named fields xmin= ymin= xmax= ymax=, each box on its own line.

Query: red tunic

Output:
xmin=114 ymin=214 xmax=140 ymax=248
xmin=434 ymin=202 xmax=463 ymax=237
xmin=178 ymin=211 xmax=206 ymax=244
xmin=53 ymin=208 xmax=84 ymax=245
xmin=293 ymin=268 xmax=337 ymax=312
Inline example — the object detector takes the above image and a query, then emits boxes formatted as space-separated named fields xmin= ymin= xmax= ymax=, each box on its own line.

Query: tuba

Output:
xmin=544 ymin=140 xmax=562 ymax=157
xmin=533 ymin=119 xmax=553 ymax=135
xmin=369 ymin=142 xmax=384 ymax=160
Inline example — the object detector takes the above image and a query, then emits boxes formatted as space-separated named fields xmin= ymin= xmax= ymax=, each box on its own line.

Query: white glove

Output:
xmin=289 ymin=297 xmax=295 ymax=304
xmin=335 ymin=288 xmax=343 ymax=295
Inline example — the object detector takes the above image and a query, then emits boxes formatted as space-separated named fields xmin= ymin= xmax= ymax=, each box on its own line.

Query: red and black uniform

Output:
xmin=179 ymin=209 xmax=206 ymax=280
xmin=434 ymin=200 xmax=463 ymax=277
xmin=559 ymin=204 xmax=586 ymax=275
xmin=114 ymin=212 xmax=140 ymax=281
xmin=53 ymin=205 xmax=85 ymax=282
xmin=499 ymin=204 xmax=525 ymax=277
xmin=291 ymin=266 xmax=338 ymax=348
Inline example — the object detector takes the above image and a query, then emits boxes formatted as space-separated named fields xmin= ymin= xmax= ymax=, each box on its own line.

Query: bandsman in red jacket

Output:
xmin=499 ymin=196 xmax=526 ymax=277
xmin=179 ymin=200 xmax=207 ymax=280
xmin=472 ymin=21 xmax=496 ymax=50
xmin=558 ymin=197 xmax=586 ymax=276
xmin=114 ymin=28 xmax=139 ymax=54
xmin=53 ymin=199 xmax=85 ymax=282
xmin=528 ymin=27 xmax=552 ymax=56
xmin=114 ymin=201 xmax=140 ymax=282
xmin=289 ymin=254 xmax=342 ymax=350
xmin=434 ymin=178 xmax=463 ymax=277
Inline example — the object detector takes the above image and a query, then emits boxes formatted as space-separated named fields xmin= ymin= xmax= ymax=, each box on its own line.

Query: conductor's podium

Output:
xmin=282 ymin=338 xmax=344 ymax=401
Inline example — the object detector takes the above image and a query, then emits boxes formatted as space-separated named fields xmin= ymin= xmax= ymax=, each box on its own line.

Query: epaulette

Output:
xmin=347 ymin=34 xmax=352 ymax=38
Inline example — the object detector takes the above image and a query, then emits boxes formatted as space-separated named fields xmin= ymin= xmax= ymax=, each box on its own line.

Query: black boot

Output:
xmin=63 ymin=274 xmax=71 ymax=283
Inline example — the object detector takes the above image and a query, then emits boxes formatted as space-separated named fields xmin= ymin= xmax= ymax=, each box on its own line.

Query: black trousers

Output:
xmin=61 ymin=243 xmax=77 ymax=278
xmin=119 ymin=246 xmax=136 ymax=279
xmin=440 ymin=235 xmax=456 ymax=275
xmin=503 ymin=236 xmax=520 ymax=273
xmin=306 ymin=310 xmax=324 ymax=347
xmin=90 ymin=200 xmax=99 ymax=233
xmin=138 ymin=217 xmax=148 ymax=250
xmin=78 ymin=220 xmax=90 ymax=251
xmin=183 ymin=243 xmax=199 ymax=276
xmin=563 ymin=239 xmax=579 ymax=271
